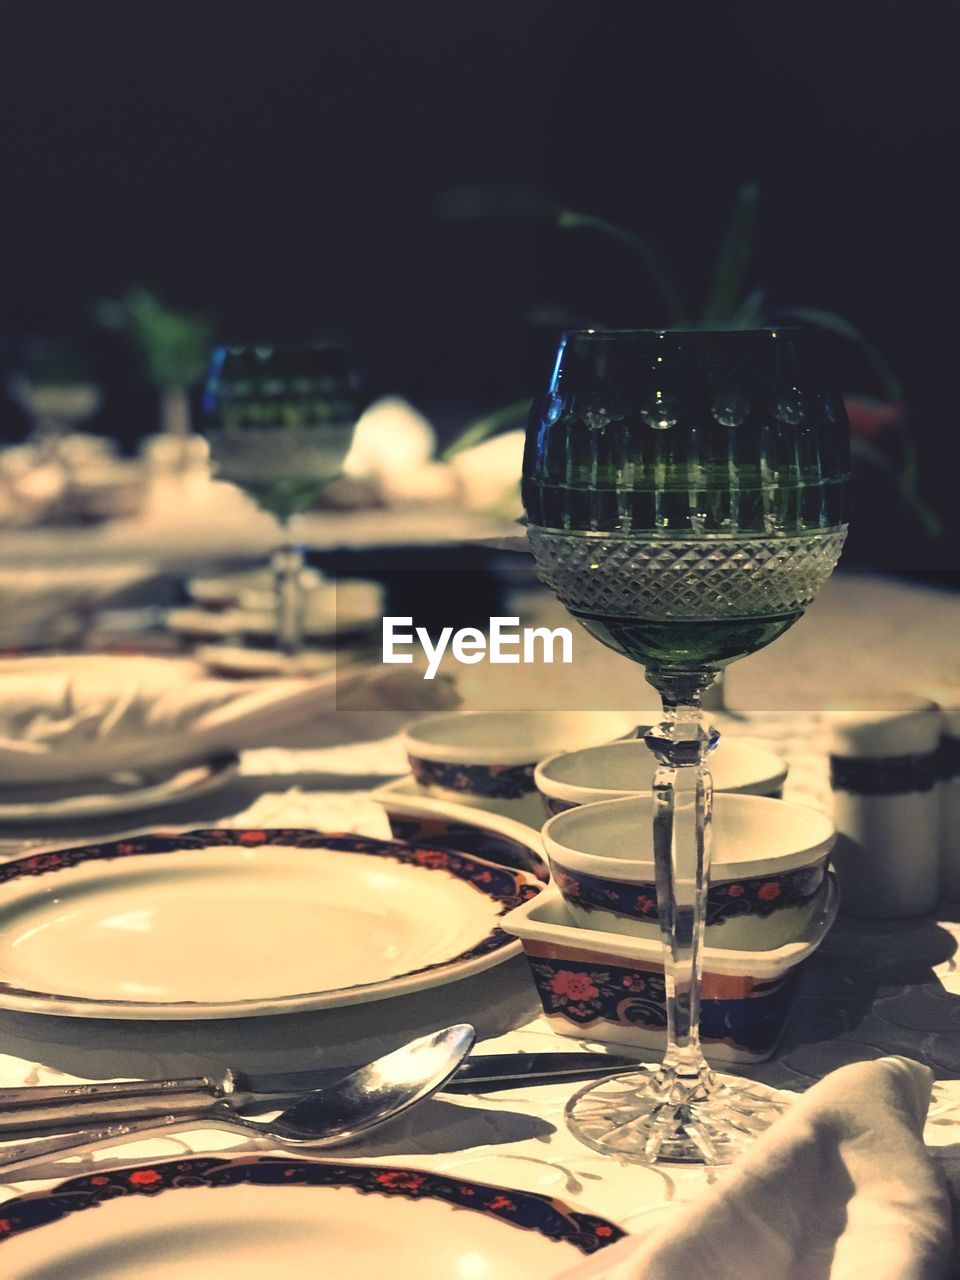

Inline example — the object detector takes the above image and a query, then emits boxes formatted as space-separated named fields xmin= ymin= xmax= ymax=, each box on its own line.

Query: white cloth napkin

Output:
xmin=0 ymin=655 xmax=457 ymax=784
xmin=556 ymin=1057 xmax=952 ymax=1280
xmin=224 ymin=786 xmax=393 ymax=836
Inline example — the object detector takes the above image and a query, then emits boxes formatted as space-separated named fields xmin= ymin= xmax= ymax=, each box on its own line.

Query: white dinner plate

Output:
xmin=0 ymin=756 xmax=238 ymax=825
xmin=0 ymin=653 xmax=202 ymax=681
xmin=168 ymin=580 xmax=382 ymax=644
xmin=194 ymin=643 xmax=342 ymax=678
xmin=0 ymin=1156 xmax=622 ymax=1278
xmin=187 ymin=566 xmax=323 ymax=606
xmin=0 ymin=829 xmax=540 ymax=1018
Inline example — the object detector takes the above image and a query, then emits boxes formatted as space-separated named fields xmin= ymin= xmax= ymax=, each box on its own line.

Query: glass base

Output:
xmin=565 ymin=1067 xmax=787 ymax=1165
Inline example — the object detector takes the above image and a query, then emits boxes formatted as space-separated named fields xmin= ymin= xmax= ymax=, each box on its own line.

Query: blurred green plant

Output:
xmin=94 ymin=288 xmax=214 ymax=389
xmin=440 ymin=183 xmax=938 ymax=536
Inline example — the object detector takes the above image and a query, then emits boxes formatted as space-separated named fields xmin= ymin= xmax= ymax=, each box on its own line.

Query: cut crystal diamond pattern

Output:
xmin=527 ymin=527 xmax=848 ymax=620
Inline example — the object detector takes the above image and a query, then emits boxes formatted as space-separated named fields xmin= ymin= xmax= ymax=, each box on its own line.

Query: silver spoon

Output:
xmin=0 ymin=1023 xmax=475 ymax=1180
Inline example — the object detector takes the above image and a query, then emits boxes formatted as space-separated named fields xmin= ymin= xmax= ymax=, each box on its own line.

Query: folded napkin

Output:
xmin=224 ymin=786 xmax=393 ymax=836
xmin=556 ymin=1057 xmax=951 ymax=1280
xmin=0 ymin=655 xmax=458 ymax=785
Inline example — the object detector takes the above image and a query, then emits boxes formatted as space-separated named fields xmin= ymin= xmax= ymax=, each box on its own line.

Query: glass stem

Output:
xmin=271 ymin=541 xmax=306 ymax=657
xmin=644 ymin=669 xmax=719 ymax=1088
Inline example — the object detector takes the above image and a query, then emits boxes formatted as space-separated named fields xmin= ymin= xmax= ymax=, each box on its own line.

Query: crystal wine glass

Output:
xmin=202 ymin=344 xmax=359 ymax=657
xmin=522 ymin=328 xmax=850 ymax=1164
xmin=7 ymin=339 xmax=102 ymax=448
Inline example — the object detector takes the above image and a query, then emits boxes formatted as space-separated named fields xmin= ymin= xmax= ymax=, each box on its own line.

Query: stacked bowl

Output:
xmin=375 ymin=711 xmax=641 ymax=880
xmin=391 ymin=710 xmax=838 ymax=1064
xmin=508 ymin=793 xmax=836 ymax=1063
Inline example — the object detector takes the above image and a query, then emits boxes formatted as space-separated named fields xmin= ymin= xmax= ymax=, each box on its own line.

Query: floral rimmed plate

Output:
xmin=0 ymin=1156 xmax=623 ymax=1278
xmin=0 ymin=829 xmax=541 ymax=1019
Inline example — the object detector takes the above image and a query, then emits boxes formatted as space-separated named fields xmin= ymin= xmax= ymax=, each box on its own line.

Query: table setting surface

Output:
xmin=5 ymin=10 xmax=960 ymax=1271
xmin=0 ymin=573 xmax=957 ymax=1276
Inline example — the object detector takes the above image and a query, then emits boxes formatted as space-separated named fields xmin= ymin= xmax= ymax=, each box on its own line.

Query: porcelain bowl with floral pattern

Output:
xmin=534 ymin=737 xmax=787 ymax=815
xmin=501 ymin=875 xmax=838 ymax=1063
xmin=402 ymin=710 xmax=640 ymax=827
xmin=543 ymin=794 xmax=835 ymax=951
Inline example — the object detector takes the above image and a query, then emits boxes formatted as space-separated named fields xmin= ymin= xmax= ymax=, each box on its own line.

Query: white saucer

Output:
xmin=167 ymin=578 xmax=383 ymax=645
xmin=194 ymin=644 xmax=342 ymax=678
xmin=0 ymin=756 xmax=238 ymax=825
xmin=186 ymin=565 xmax=323 ymax=607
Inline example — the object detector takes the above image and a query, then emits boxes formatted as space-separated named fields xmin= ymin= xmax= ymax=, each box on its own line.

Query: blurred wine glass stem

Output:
xmin=272 ymin=540 xmax=306 ymax=657
xmin=644 ymin=668 xmax=720 ymax=1099
xmin=31 ymin=420 xmax=73 ymax=509
xmin=160 ymin=386 xmax=192 ymax=437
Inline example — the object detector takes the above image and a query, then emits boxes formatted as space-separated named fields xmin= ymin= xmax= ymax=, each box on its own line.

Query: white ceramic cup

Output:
xmin=918 ymin=686 xmax=960 ymax=902
xmin=402 ymin=709 xmax=641 ymax=826
xmin=542 ymin=793 xmax=835 ymax=950
xmin=535 ymin=737 xmax=787 ymax=815
xmin=939 ymin=692 xmax=960 ymax=902
xmin=826 ymin=693 xmax=942 ymax=919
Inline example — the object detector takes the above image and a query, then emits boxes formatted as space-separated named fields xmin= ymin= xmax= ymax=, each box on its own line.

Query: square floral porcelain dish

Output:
xmin=501 ymin=875 xmax=838 ymax=1064
xmin=372 ymin=776 xmax=548 ymax=880
xmin=542 ymin=794 xmax=835 ymax=951
xmin=401 ymin=710 xmax=641 ymax=827
xmin=534 ymin=736 xmax=787 ymax=814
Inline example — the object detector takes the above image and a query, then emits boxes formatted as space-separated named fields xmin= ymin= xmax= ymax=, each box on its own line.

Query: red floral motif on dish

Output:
xmin=414 ymin=850 xmax=452 ymax=869
xmin=550 ymin=971 xmax=600 ymax=1001
xmin=374 ymin=1171 xmax=425 ymax=1191
xmin=555 ymin=872 xmax=580 ymax=898
xmin=20 ymin=854 xmax=63 ymax=874
xmin=487 ymin=1194 xmax=516 ymax=1211
xmin=757 ymin=882 xmax=781 ymax=901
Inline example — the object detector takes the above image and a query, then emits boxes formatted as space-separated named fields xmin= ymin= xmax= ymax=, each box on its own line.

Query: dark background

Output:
xmin=1 ymin=0 xmax=958 ymax=569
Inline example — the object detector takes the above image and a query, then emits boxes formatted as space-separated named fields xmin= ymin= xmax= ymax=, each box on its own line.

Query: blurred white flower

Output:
xmin=450 ymin=428 xmax=525 ymax=513
xmin=343 ymin=396 xmax=437 ymax=480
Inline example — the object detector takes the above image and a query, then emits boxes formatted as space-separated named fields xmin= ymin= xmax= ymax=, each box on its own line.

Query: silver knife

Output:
xmin=0 ymin=1052 xmax=641 ymax=1134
